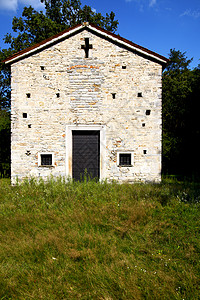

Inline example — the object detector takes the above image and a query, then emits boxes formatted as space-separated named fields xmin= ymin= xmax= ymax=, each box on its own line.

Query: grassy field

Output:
xmin=0 ymin=177 xmax=200 ymax=299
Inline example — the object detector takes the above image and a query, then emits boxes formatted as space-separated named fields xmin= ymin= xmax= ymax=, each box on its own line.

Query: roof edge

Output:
xmin=3 ymin=23 xmax=83 ymax=65
xmin=88 ymin=23 xmax=169 ymax=65
xmin=3 ymin=22 xmax=169 ymax=65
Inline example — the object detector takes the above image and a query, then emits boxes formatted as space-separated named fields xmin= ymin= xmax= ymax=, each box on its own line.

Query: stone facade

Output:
xmin=7 ymin=23 xmax=167 ymax=183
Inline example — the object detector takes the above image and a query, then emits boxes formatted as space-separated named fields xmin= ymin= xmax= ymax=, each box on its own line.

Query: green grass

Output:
xmin=0 ymin=177 xmax=200 ymax=299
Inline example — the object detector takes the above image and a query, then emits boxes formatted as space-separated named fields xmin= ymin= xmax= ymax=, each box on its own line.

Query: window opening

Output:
xmin=56 ymin=93 xmax=60 ymax=98
xmin=112 ymin=93 xmax=116 ymax=99
xmin=119 ymin=153 xmax=132 ymax=166
xmin=41 ymin=154 xmax=52 ymax=166
xmin=23 ymin=113 xmax=27 ymax=118
xmin=142 ymin=123 xmax=145 ymax=127
xmin=40 ymin=66 xmax=45 ymax=71
xmin=81 ymin=38 xmax=93 ymax=58
xmin=143 ymin=150 xmax=147 ymax=154
xmin=28 ymin=124 xmax=31 ymax=128
xmin=146 ymin=110 xmax=151 ymax=115
xmin=138 ymin=92 xmax=142 ymax=97
xmin=122 ymin=65 xmax=126 ymax=69
xmin=26 ymin=93 xmax=31 ymax=98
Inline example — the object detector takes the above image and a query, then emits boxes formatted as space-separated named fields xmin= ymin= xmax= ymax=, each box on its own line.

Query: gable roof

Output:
xmin=3 ymin=22 xmax=169 ymax=65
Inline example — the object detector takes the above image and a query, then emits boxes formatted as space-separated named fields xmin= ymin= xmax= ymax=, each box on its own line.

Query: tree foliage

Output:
xmin=42 ymin=0 xmax=118 ymax=32
xmin=0 ymin=110 xmax=10 ymax=177
xmin=3 ymin=0 xmax=118 ymax=54
xmin=162 ymin=49 xmax=200 ymax=178
xmin=165 ymin=49 xmax=193 ymax=72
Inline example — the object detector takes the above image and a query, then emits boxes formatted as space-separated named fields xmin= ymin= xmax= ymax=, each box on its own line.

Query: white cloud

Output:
xmin=180 ymin=9 xmax=200 ymax=19
xmin=0 ymin=0 xmax=44 ymax=11
xmin=149 ymin=0 xmax=156 ymax=7
xmin=0 ymin=0 xmax=18 ymax=11
xmin=125 ymin=0 xmax=157 ymax=8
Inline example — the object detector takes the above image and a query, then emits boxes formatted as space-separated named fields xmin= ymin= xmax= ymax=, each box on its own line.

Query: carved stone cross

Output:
xmin=81 ymin=38 xmax=93 ymax=58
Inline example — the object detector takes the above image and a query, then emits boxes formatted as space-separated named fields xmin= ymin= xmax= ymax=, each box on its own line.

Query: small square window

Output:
xmin=40 ymin=66 xmax=45 ymax=71
xmin=26 ymin=93 xmax=31 ymax=98
xmin=143 ymin=150 xmax=147 ymax=154
xmin=56 ymin=93 xmax=60 ymax=98
xmin=41 ymin=154 xmax=52 ymax=166
xmin=122 ymin=65 xmax=126 ymax=69
xmin=138 ymin=92 xmax=142 ymax=97
xmin=23 ymin=113 xmax=27 ymax=118
xmin=119 ymin=153 xmax=132 ymax=166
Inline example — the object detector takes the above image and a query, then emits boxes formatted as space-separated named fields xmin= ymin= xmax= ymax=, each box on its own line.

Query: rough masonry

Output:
xmin=4 ymin=23 xmax=168 ymax=183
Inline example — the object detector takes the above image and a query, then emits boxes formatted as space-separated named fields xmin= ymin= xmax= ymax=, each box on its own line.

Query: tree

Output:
xmin=162 ymin=49 xmax=200 ymax=178
xmin=165 ymin=49 xmax=193 ymax=72
xmin=42 ymin=0 xmax=118 ymax=32
xmin=3 ymin=0 xmax=118 ymax=54
xmin=0 ymin=110 xmax=10 ymax=177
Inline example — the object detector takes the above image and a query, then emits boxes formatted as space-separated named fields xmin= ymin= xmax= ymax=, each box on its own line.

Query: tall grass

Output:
xmin=0 ymin=177 xmax=200 ymax=299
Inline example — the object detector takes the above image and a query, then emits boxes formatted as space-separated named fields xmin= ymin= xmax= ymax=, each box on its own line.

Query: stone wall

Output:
xmin=11 ymin=29 xmax=162 ymax=183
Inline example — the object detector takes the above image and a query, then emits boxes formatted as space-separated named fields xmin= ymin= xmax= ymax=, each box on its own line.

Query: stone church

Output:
xmin=4 ymin=23 xmax=168 ymax=183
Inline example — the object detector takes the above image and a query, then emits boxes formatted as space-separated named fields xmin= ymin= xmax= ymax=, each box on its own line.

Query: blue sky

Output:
xmin=0 ymin=0 xmax=199 ymax=68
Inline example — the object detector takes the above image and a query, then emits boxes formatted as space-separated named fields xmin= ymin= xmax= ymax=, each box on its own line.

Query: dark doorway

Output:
xmin=72 ymin=130 xmax=100 ymax=181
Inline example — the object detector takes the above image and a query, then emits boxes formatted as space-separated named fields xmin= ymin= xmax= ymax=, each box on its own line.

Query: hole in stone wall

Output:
xmin=146 ymin=110 xmax=151 ymax=115
xmin=138 ymin=92 xmax=142 ymax=97
xmin=56 ymin=93 xmax=60 ymax=98
xmin=122 ymin=66 xmax=126 ymax=69
xmin=26 ymin=93 xmax=31 ymax=98
xmin=23 ymin=113 xmax=27 ymax=118
xmin=142 ymin=123 xmax=145 ymax=127
xmin=143 ymin=150 xmax=147 ymax=154
xmin=28 ymin=124 xmax=31 ymax=128
xmin=40 ymin=66 xmax=45 ymax=71
xmin=112 ymin=93 xmax=116 ymax=99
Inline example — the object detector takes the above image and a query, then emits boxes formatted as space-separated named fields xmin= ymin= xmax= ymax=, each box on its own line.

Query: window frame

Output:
xmin=38 ymin=152 xmax=54 ymax=167
xmin=117 ymin=151 xmax=134 ymax=167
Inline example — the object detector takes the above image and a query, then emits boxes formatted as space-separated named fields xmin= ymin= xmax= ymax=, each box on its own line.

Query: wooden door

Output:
xmin=72 ymin=130 xmax=100 ymax=181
